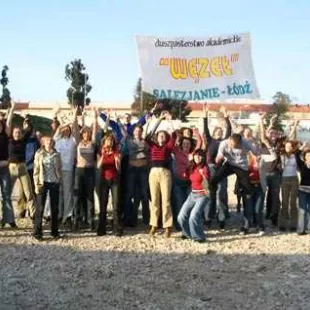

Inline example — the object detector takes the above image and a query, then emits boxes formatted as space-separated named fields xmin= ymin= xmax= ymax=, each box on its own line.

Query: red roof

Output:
xmin=188 ymin=103 xmax=310 ymax=113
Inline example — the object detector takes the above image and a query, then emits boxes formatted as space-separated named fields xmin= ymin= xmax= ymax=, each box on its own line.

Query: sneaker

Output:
xmin=33 ymin=235 xmax=43 ymax=241
xmin=239 ymin=227 xmax=248 ymax=235
xmin=9 ymin=222 xmax=18 ymax=229
xmin=97 ymin=230 xmax=107 ymax=236
xmin=149 ymin=226 xmax=157 ymax=236
xmin=219 ymin=221 xmax=225 ymax=230
xmin=181 ymin=235 xmax=188 ymax=240
xmin=258 ymin=230 xmax=265 ymax=236
xmin=114 ymin=230 xmax=123 ymax=237
xmin=51 ymin=233 xmax=62 ymax=240
xmin=164 ymin=227 xmax=172 ymax=238
xmin=297 ymin=231 xmax=307 ymax=236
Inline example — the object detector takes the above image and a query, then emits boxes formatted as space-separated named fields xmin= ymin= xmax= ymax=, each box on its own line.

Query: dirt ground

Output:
xmin=0 ymin=214 xmax=309 ymax=310
xmin=0 ymin=176 xmax=309 ymax=310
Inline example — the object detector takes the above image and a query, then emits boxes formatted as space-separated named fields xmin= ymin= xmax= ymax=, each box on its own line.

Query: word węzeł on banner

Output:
xmin=136 ymin=33 xmax=259 ymax=101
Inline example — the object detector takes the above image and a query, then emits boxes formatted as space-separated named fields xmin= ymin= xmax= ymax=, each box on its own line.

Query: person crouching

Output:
xmin=178 ymin=149 xmax=210 ymax=243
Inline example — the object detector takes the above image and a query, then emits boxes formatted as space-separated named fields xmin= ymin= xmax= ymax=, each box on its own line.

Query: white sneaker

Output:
xmin=258 ymin=230 xmax=265 ymax=236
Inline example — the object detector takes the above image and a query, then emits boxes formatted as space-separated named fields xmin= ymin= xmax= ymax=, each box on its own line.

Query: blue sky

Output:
xmin=0 ymin=0 xmax=309 ymax=104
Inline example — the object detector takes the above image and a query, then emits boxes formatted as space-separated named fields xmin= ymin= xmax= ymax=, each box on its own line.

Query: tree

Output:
xmin=266 ymin=91 xmax=291 ymax=131
xmin=131 ymin=78 xmax=156 ymax=115
xmin=0 ymin=65 xmax=11 ymax=109
xmin=131 ymin=78 xmax=192 ymax=121
xmin=65 ymin=59 xmax=92 ymax=111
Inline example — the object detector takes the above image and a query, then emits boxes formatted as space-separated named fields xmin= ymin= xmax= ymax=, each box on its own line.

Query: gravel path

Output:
xmin=0 ymin=213 xmax=309 ymax=310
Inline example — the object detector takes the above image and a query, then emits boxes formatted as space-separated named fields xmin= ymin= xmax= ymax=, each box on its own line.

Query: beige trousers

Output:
xmin=9 ymin=163 xmax=36 ymax=218
xmin=149 ymin=167 xmax=173 ymax=228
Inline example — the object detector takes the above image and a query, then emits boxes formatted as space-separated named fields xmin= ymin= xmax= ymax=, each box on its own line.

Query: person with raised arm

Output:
xmin=177 ymin=149 xmax=210 ymax=243
xmin=97 ymin=133 xmax=123 ymax=236
xmin=146 ymin=111 xmax=176 ymax=238
xmin=278 ymin=136 xmax=300 ymax=232
xmin=295 ymin=142 xmax=310 ymax=235
xmin=203 ymin=104 xmax=231 ymax=228
xmin=122 ymin=122 xmax=150 ymax=228
xmin=72 ymin=108 xmax=98 ymax=230
xmin=53 ymin=106 xmax=79 ymax=229
xmin=211 ymin=133 xmax=259 ymax=234
xmin=0 ymin=103 xmax=17 ymax=228
xmin=33 ymin=136 xmax=61 ymax=240
xmin=7 ymin=103 xmax=36 ymax=220
xmin=259 ymin=113 xmax=286 ymax=226
xmin=171 ymin=127 xmax=202 ymax=231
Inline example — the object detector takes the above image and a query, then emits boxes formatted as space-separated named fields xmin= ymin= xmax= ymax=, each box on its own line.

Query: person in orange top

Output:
xmin=177 ymin=149 xmax=210 ymax=243
xmin=97 ymin=134 xmax=122 ymax=236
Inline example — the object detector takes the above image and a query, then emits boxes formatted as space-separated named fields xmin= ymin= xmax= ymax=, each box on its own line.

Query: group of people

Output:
xmin=0 ymin=102 xmax=309 ymax=243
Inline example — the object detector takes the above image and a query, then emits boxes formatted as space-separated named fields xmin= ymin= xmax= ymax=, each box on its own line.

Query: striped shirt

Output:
xmin=148 ymin=135 xmax=175 ymax=169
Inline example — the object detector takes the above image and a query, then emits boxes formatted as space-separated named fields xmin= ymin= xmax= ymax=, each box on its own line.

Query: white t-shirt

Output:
xmin=54 ymin=135 xmax=76 ymax=171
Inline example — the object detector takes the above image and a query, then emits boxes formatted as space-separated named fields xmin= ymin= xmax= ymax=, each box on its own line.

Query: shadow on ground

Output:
xmin=0 ymin=239 xmax=309 ymax=310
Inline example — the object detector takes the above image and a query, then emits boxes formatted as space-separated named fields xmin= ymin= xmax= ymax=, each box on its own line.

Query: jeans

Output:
xmin=97 ymin=178 xmax=121 ymax=234
xmin=123 ymin=166 xmax=150 ymax=226
xmin=205 ymin=164 xmax=227 ymax=222
xmin=265 ymin=172 xmax=281 ymax=221
xmin=171 ymin=177 xmax=191 ymax=231
xmin=247 ymin=183 xmax=265 ymax=230
xmin=279 ymin=176 xmax=298 ymax=229
xmin=178 ymin=192 xmax=209 ymax=241
xmin=73 ymin=167 xmax=95 ymax=226
xmin=0 ymin=166 xmax=15 ymax=224
xmin=59 ymin=170 xmax=74 ymax=223
xmin=297 ymin=190 xmax=310 ymax=233
xmin=34 ymin=182 xmax=59 ymax=237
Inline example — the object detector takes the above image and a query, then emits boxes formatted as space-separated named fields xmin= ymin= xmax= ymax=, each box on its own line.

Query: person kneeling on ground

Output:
xmin=178 ymin=149 xmax=210 ymax=243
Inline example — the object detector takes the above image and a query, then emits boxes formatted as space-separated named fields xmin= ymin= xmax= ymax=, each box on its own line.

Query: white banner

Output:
xmin=136 ymin=33 xmax=259 ymax=101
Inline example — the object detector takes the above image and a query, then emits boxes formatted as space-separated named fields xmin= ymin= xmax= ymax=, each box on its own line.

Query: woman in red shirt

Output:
xmin=97 ymin=134 xmax=122 ymax=236
xmin=177 ymin=149 xmax=210 ymax=243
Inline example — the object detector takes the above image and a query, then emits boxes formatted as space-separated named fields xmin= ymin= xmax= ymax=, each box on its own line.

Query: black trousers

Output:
xmin=34 ymin=182 xmax=59 ymax=237
xmin=97 ymin=178 xmax=121 ymax=234
xmin=211 ymin=162 xmax=253 ymax=196
xmin=73 ymin=167 xmax=95 ymax=225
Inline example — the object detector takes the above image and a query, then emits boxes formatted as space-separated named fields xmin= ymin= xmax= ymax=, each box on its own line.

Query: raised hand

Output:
xmin=150 ymin=101 xmax=158 ymax=113
xmin=219 ymin=106 xmax=228 ymax=117
xmin=202 ymin=102 xmax=208 ymax=117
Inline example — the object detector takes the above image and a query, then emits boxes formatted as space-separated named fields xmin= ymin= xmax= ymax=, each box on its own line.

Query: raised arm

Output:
xmin=259 ymin=113 xmax=271 ymax=148
xmin=145 ymin=111 xmax=166 ymax=143
xmin=99 ymin=111 xmax=122 ymax=142
xmin=288 ymin=120 xmax=299 ymax=140
xmin=220 ymin=107 xmax=232 ymax=139
xmin=5 ymin=102 xmax=15 ymax=136
xmin=267 ymin=115 xmax=277 ymax=133
xmin=71 ymin=106 xmax=79 ymax=142
xmin=193 ymin=128 xmax=203 ymax=150
xmin=91 ymin=108 xmax=98 ymax=144
xmin=202 ymin=103 xmax=211 ymax=139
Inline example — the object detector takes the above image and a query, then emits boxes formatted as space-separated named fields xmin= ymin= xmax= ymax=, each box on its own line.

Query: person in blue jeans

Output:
xmin=0 ymin=104 xmax=17 ymax=228
xmin=295 ymin=147 xmax=310 ymax=235
xmin=178 ymin=149 xmax=210 ymax=243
